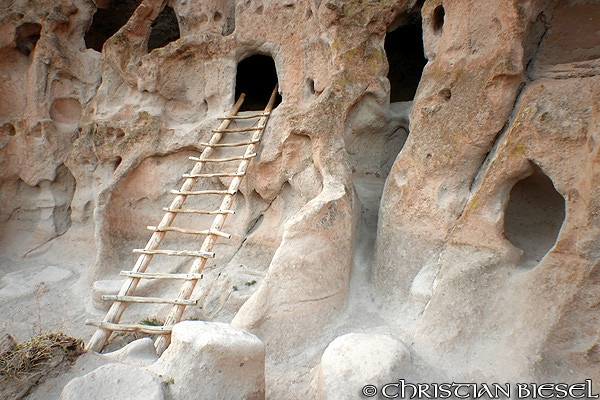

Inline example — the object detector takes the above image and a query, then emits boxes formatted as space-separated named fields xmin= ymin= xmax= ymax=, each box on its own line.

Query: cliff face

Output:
xmin=1 ymin=0 xmax=599 ymax=397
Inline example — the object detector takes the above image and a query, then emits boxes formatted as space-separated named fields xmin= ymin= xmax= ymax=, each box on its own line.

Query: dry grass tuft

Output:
xmin=0 ymin=332 xmax=85 ymax=400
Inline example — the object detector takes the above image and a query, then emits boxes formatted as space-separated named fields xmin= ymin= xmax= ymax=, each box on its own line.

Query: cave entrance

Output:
xmin=235 ymin=55 xmax=281 ymax=111
xmin=384 ymin=14 xmax=427 ymax=102
xmin=15 ymin=23 xmax=41 ymax=56
xmin=85 ymin=1 xmax=180 ymax=53
xmin=148 ymin=5 xmax=180 ymax=52
xmin=504 ymin=164 xmax=565 ymax=266
xmin=85 ymin=0 xmax=141 ymax=52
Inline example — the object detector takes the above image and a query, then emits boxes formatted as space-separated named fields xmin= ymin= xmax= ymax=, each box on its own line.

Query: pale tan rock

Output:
xmin=150 ymin=321 xmax=265 ymax=400
xmin=60 ymin=363 xmax=165 ymax=400
xmin=314 ymin=333 xmax=411 ymax=400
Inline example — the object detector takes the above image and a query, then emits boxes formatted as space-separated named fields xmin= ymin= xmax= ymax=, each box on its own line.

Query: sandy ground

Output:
xmin=0 ymin=226 xmax=100 ymax=344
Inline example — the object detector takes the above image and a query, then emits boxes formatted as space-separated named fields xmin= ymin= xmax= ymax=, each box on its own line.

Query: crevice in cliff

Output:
xmin=235 ymin=54 xmax=281 ymax=111
xmin=534 ymin=1 xmax=600 ymax=67
xmin=504 ymin=163 xmax=565 ymax=267
xmin=525 ymin=11 xmax=550 ymax=78
xmin=468 ymin=112 xmax=513 ymax=196
xmin=385 ymin=13 xmax=427 ymax=102
xmin=347 ymin=10 xmax=423 ymax=268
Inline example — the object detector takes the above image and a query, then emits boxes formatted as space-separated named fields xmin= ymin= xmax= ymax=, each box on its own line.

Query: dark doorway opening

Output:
xmin=15 ymin=23 xmax=41 ymax=56
xmin=504 ymin=164 xmax=565 ymax=265
xmin=384 ymin=15 xmax=427 ymax=102
xmin=432 ymin=5 xmax=445 ymax=33
xmin=148 ymin=6 xmax=180 ymax=52
xmin=85 ymin=0 xmax=141 ymax=52
xmin=235 ymin=55 xmax=281 ymax=111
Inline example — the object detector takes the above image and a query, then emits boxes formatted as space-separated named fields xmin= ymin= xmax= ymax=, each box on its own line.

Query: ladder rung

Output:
xmin=217 ymin=112 xmax=270 ymax=120
xmin=212 ymin=127 xmax=264 ymax=133
xmin=102 ymin=295 xmax=198 ymax=305
xmin=200 ymin=140 xmax=259 ymax=148
xmin=133 ymin=249 xmax=215 ymax=258
xmin=162 ymin=207 xmax=235 ymax=215
xmin=120 ymin=271 xmax=203 ymax=280
xmin=147 ymin=226 xmax=231 ymax=239
xmin=182 ymin=172 xmax=245 ymax=178
xmin=189 ymin=154 xmax=256 ymax=163
xmin=85 ymin=320 xmax=172 ymax=335
xmin=171 ymin=189 xmax=235 ymax=195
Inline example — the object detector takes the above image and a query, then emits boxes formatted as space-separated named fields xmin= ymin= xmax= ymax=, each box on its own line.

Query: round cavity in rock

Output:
xmin=50 ymin=98 xmax=82 ymax=124
xmin=213 ymin=11 xmax=222 ymax=21
xmin=1 ymin=123 xmax=16 ymax=136
xmin=28 ymin=122 xmax=43 ymax=137
xmin=439 ymin=88 xmax=451 ymax=101
xmin=504 ymin=164 xmax=565 ymax=266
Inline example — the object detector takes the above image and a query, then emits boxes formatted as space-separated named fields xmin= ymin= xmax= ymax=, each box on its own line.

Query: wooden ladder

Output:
xmin=86 ymin=86 xmax=278 ymax=354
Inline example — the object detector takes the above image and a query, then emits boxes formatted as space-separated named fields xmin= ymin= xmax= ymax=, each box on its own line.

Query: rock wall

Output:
xmin=1 ymin=0 xmax=599 ymax=398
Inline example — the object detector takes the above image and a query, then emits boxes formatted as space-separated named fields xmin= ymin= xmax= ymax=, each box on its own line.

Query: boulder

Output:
xmin=60 ymin=363 xmax=165 ymax=400
xmin=314 ymin=333 xmax=411 ymax=400
xmin=150 ymin=321 xmax=265 ymax=400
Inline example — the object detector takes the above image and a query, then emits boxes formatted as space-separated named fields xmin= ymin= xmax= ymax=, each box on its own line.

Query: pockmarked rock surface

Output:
xmin=1 ymin=0 xmax=599 ymax=398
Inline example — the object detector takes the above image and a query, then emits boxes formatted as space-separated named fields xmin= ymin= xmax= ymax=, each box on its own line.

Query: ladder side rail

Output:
xmin=86 ymin=95 xmax=246 ymax=352
xmin=154 ymin=85 xmax=278 ymax=354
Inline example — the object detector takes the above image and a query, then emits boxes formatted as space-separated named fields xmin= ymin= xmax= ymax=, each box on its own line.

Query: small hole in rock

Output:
xmin=439 ymin=88 xmax=451 ymax=101
xmin=432 ymin=5 xmax=445 ymax=33
xmin=15 ymin=23 xmax=41 ymax=56
xmin=112 ymin=156 xmax=123 ymax=172
xmin=307 ymin=79 xmax=315 ymax=95
xmin=1 ymin=123 xmax=16 ymax=136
